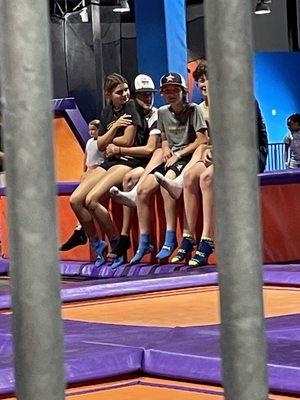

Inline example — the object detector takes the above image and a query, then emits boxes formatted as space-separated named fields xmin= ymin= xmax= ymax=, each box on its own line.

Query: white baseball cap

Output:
xmin=134 ymin=74 xmax=156 ymax=93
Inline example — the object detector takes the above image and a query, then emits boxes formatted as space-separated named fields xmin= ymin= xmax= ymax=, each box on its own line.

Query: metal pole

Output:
xmin=91 ymin=0 xmax=105 ymax=113
xmin=204 ymin=1 xmax=268 ymax=399
xmin=0 ymin=1 xmax=65 ymax=399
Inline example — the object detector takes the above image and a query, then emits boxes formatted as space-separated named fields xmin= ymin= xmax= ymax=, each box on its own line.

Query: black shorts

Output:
xmin=150 ymin=155 xmax=192 ymax=177
xmin=100 ymin=156 xmax=147 ymax=171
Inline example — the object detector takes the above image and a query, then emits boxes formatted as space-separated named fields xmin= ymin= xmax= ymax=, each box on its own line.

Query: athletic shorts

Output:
xmin=100 ymin=156 xmax=147 ymax=171
xmin=150 ymin=154 xmax=192 ymax=177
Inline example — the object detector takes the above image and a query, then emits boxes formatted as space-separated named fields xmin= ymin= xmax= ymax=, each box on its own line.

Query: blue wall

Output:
xmin=254 ymin=52 xmax=300 ymax=143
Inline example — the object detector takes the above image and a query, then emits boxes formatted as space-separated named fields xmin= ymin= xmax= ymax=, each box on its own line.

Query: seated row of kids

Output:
xmin=60 ymin=63 xmax=269 ymax=268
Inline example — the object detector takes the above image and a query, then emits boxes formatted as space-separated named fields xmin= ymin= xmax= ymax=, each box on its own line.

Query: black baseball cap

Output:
xmin=159 ymin=72 xmax=187 ymax=89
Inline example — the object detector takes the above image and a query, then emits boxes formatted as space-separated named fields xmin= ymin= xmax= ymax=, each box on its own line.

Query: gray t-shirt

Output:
xmin=284 ymin=131 xmax=300 ymax=167
xmin=157 ymin=103 xmax=207 ymax=152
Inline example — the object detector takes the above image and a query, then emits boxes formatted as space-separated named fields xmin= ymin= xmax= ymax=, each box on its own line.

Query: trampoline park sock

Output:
xmin=91 ymin=237 xmax=108 ymax=268
xmin=130 ymin=233 xmax=153 ymax=265
xmin=189 ymin=237 xmax=215 ymax=267
xmin=107 ymin=234 xmax=131 ymax=259
xmin=59 ymin=225 xmax=87 ymax=251
xmin=154 ymin=172 xmax=183 ymax=200
xmin=109 ymin=185 xmax=138 ymax=208
xmin=156 ymin=229 xmax=178 ymax=259
xmin=171 ymin=234 xmax=196 ymax=263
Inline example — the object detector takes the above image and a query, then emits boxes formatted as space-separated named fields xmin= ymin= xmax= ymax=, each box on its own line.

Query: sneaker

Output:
xmin=107 ymin=235 xmax=131 ymax=259
xmin=59 ymin=227 xmax=87 ymax=251
xmin=171 ymin=236 xmax=196 ymax=263
xmin=189 ymin=238 xmax=214 ymax=267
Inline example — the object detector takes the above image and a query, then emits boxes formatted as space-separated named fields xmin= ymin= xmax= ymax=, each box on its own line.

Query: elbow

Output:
xmin=145 ymin=144 xmax=156 ymax=156
xmin=122 ymin=138 xmax=135 ymax=147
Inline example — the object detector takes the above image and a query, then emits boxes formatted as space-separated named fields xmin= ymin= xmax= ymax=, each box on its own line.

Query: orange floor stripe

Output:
xmin=62 ymin=287 xmax=300 ymax=327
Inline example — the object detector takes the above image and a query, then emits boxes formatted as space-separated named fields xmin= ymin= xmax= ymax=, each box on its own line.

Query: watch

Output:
xmin=174 ymin=151 xmax=182 ymax=159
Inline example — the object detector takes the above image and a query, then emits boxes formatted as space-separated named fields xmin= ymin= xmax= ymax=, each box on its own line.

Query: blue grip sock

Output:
xmin=156 ymin=230 xmax=178 ymax=259
xmin=91 ymin=238 xmax=108 ymax=268
xmin=130 ymin=233 xmax=153 ymax=265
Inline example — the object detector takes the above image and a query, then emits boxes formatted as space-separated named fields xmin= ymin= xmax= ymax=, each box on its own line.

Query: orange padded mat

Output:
xmin=62 ymin=286 xmax=300 ymax=327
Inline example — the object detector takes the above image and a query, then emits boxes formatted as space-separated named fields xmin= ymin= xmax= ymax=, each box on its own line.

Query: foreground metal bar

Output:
xmin=204 ymin=1 xmax=268 ymax=399
xmin=0 ymin=1 xmax=65 ymax=399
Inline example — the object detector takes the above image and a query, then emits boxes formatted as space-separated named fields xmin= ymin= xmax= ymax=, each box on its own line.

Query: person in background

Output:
xmin=283 ymin=113 xmax=300 ymax=169
xmin=60 ymin=119 xmax=104 ymax=251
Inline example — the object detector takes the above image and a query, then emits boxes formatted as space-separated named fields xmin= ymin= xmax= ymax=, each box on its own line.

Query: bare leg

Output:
xmin=110 ymin=149 xmax=163 ymax=207
xmin=183 ymin=162 xmax=207 ymax=236
xmin=69 ymin=167 xmax=107 ymax=238
xmin=129 ymin=174 xmax=159 ymax=264
xmin=154 ymin=144 xmax=210 ymax=199
xmin=156 ymin=170 xmax=179 ymax=259
xmin=189 ymin=165 xmax=215 ymax=267
xmin=170 ymin=162 xmax=207 ymax=263
xmin=85 ymin=164 xmax=132 ymax=242
xmin=200 ymin=165 xmax=214 ymax=238
xmin=121 ymin=169 xmax=143 ymax=235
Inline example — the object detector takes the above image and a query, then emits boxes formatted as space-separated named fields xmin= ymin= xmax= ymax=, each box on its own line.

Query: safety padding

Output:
xmin=1 ymin=314 xmax=300 ymax=396
xmin=2 ymin=170 xmax=300 ymax=263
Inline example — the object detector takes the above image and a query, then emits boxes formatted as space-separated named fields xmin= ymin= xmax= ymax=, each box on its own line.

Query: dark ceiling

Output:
xmin=49 ymin=0 xmax=203 ymax=22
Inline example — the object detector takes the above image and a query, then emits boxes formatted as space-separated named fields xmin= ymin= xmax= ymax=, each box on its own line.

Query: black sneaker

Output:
xmin=59 ymin=227 xmax=87 ymax=251
xmin=107 ymin=235 xmax=131 ymax=259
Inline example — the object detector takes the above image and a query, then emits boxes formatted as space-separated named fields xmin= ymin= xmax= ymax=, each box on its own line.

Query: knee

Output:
xmin=137 ymin=183 xmax=150 ymax=201
xmin=123 ymin=172 xmax=133 ymax=191
xmin=200 ymin=171 xmax=213 ymax=191
xmin=85 ymin=194 xmax=98 ymax=213
xmin=70 ymin=193 xmax=82 ymax=210
xmin=183 ymin=169 xmax=199 ymax=191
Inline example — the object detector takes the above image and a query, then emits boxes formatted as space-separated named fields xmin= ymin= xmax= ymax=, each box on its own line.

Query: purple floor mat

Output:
xmin=0 ymin=270 xmax=218 ymax=310
xmin=1 ymin=313 xmax=300 ymax=395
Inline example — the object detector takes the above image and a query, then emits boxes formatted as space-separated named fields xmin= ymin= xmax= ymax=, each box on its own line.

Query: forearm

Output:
xmin=97 ymin=126 xmax=117 ymax=151
xmin=179 ymin=135 xmax=208 ymax=157
xmin=113 ymin=125 xmax=136 ymax=147
xmin=119 ymin=142 xmax=157 ymax=157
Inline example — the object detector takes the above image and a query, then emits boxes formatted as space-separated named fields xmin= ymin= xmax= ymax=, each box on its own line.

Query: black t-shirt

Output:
xmin=99 ymin=99 xmax=141 ymax=139
xmin=99 ymin=99 xmax=150 ymax=150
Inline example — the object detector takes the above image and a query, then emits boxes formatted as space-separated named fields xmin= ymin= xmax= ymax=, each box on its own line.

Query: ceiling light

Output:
xmin=255 ymin=1 xmax=271 ymax=15
xmin=113 ymin=0 xmax=130 ymax=13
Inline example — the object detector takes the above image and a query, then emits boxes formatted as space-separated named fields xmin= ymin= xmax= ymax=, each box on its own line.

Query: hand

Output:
xmin=106 ymin=143 xmax=120 ymax=158
xmin=203 ymin=149 xmax=213 ymax=167
xmin=162 ymin=147 xmax=172 ymax=163
xmin=112 ymin=114 xmax=132 ymax=130
xmin=165 ymin=153 xmax=180 ymax=167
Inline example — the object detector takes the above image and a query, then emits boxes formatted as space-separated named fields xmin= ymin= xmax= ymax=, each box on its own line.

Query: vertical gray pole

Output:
xmin=0 ymin=1 xmax=65 ymax=399
xmin=91 ymin=1 xmax=105 ymax=113
xmin=204 ymin=1 xmax=268 ymax=399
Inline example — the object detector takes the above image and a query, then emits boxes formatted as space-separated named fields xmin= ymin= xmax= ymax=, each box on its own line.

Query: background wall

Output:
xmin=254 ymin=52 xmax=300 ymax=143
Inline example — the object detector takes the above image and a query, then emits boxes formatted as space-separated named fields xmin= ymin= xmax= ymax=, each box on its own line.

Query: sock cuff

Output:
xmin=201 ymin=236 xmax=214 ymax=243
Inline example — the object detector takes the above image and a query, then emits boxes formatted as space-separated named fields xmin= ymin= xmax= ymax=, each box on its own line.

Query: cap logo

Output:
xmin=165 ymin=73 xmax=175 ymax=82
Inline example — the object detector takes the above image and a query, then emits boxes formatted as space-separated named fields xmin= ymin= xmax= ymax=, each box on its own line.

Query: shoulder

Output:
xmin=125 ymin=99 xmax=138 ymax=112
xmin=158 ymin=105 xmax=170 ymax=116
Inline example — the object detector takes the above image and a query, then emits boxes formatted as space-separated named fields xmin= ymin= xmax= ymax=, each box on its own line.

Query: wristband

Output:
xmin=174 ymin=151 xmax=182 ymax=159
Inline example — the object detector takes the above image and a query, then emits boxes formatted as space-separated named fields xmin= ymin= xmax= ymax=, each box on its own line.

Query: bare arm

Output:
xmin=177 ymin=130 xmax=208 ymax=158
xmin=83 ymin=152 xmax=87 ymax=172
xmin=107 ymin=135 xmax=159 ymax=158
xmin=97 ymin=114 xmax=132 ymax=151
xmin=112 ymin=124 xmax=137 ymax=147
xmin=284 ymin=143 xmax=289 ymax=166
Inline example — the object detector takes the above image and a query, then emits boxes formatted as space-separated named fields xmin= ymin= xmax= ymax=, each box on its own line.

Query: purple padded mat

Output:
xmin=0 ymin=269 xmax=218 ymax=310
xmin=1 ymin=314 xmax=300 ymax=395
